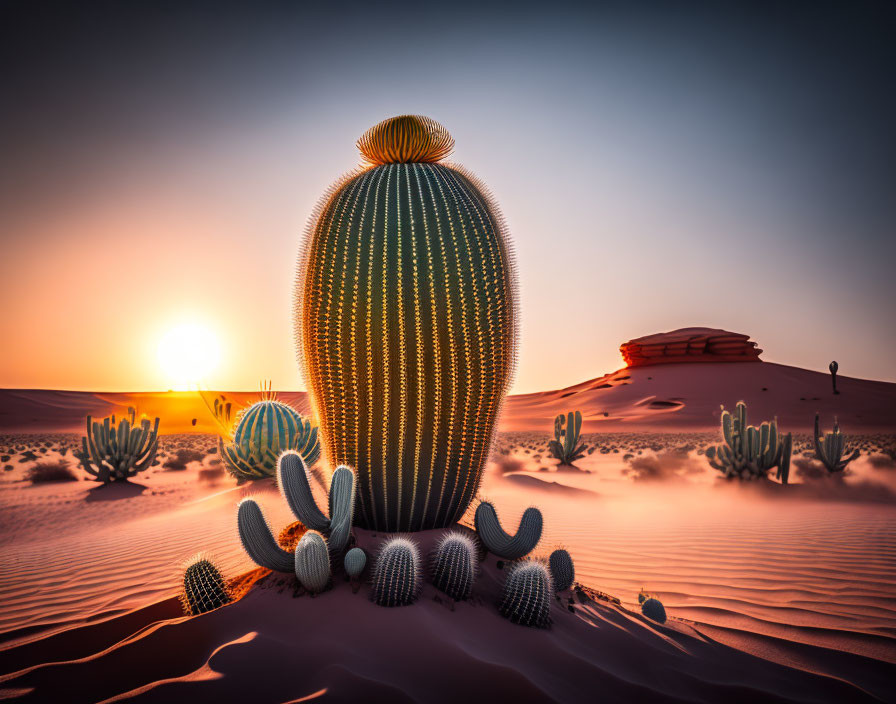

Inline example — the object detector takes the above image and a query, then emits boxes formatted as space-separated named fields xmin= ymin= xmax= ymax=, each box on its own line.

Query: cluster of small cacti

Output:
xmin=371 ymin=537 xmax=422 ymax=607
xmin=181 ymin=556 xmax=231 ymax=615
xmin=638 ymin=590 xmax=667 ymax=624
xmin=75 ymin=407 xmax=160 ymax=483
xmin=296 ymin=115 xmax=518 ymax=532
xmin=548 ymin=411 xmax=587 ymax=465
xmin=814 ymin=413 xmax=859 ymax=474
xmin=474 ymin=501 xmax=543 ymax=559
xmin=499 ymin=561 xmax=553 ymax=628
xmin=215 ymin=392 xmax=320 ymax=482
xmin=431 ymin=531 xmax=477 ymax=602
xmin=706 ymin=401 xmax=792 ymax=483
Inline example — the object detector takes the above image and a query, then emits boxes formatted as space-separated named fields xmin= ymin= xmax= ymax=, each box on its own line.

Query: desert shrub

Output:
xmin=163 ymin=448 xmax=206 ymax=471
xmin=27 ymin=460 xmax=79 ymax=483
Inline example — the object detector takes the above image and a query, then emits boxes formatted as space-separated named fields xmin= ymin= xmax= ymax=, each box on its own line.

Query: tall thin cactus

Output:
xmin=296 ymin=115 xmax=519 ymax=532
xmin=814 ymin=413 xmax=859 ymax=474
xmin=705 ymin=401 xmax=792 ymax=483
xmin=474 ymin=501 xmax=542 ymax=560
xmin=76 ymin=407 xmax=160 ymax=483
xmin=548 ymin=411 xmax=586 ymax=465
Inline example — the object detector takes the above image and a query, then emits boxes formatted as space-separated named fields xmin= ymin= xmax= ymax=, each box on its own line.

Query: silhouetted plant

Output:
xmin=829 ymin=360 xmax=840 ymax=395
xmin=181 ymin=556 xmax=231 ymax=615
xmin=548 ymin=411 xmax=587 ymax=465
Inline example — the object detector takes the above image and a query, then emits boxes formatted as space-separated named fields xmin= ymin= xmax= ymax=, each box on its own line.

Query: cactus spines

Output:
xmin=181 ymin=555 xmax=231 ymax=616
xmin=76 ymin=407 xmax=160 ymax=483
xmin=548 ymin=549 xmax=575 ymax=592
xmin=296 ymin=115 xmax=519 ymax=532
xmin=548 ymin=411 xmax=586 ymax=466
xmin=278 ymin=452 xmax=356 ymax=554
xmin=344 ymin=547 xmax=367 ymax=579
xmin=294 ymin=531 xmax=331 ymax=594
xmin=371 ymin=536 xmax=422 ymax=607
xmin=705 ymin=401 xmax=792 ymax=483
xmin=236 ymin=498 xmax=294 ymax=573
xmin=814 ymin=413 xmax=859 ymax=474
xmin=431 ymin=531 xmax=477 ymax=602
xmin=499 ymin=561 xmax=552 ymax=628
xmin=474 ymin=501 xmax=543 ymax=560
xmin=218 ymin=397 xmax=319 ymax=482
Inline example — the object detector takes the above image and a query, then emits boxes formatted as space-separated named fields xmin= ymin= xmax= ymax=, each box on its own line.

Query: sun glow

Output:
xmin=157 ymin=322 xmax=221 ymax=391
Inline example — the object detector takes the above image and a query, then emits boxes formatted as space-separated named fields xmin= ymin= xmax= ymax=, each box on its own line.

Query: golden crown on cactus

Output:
xmin=295 ymin=115 xmax=518 ymax=531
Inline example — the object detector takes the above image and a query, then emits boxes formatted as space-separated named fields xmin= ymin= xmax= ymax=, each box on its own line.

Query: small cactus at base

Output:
xmin=432 ymin=531 xmax=477 ymax=602
xmin=371 ymin=537 xmax=421 ymax=607
xmin=549 ymin=548 xmax=575 ymax=592
xmin=344 ymin=547 xmax=367 ymax=593
xmin=499 ymin=561 xmax=552 ymax=628
xmin=474 ymin=501 xmax=542 ymax=560
xmin=814 ymin=413 xmax=859 ymax=474
xmin=639 ymin=590 xmax=667 ymax=624
xmin=181 ymin=556 xmax=231 ymax=616
xmin=294 ymin=531 xmax=331 ymax=594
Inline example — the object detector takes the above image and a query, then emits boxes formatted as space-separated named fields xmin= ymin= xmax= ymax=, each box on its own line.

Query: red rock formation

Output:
xmin=621 ymin=327 xmax=762 ymax=367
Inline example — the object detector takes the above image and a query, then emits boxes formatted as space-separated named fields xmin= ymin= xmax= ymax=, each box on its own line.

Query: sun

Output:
xmin=157 ymin=322 xmax=221 ymax=391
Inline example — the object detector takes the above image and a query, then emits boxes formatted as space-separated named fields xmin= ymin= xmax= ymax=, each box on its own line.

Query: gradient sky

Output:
xmin=1 ymin=0 xmax=894 ymax=393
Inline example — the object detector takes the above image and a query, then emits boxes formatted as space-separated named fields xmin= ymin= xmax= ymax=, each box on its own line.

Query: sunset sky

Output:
xmin=1 ymin=1 xmax=894 ymax=393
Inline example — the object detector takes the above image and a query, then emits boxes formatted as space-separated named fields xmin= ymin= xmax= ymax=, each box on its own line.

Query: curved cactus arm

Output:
xmin=326 ymin=465 xmax=356 ymax=554
xmin=475 ymin=501 xmax=543 ymax=560
xmin=236 ymin=499 xmax=294 ymax=572
xmin=277 ymin=451 xmax=330 ymax=532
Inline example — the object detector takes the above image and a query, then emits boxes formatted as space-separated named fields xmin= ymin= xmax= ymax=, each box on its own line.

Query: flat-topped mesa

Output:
xmin=620 ymin=327 xmax=763 ymax=368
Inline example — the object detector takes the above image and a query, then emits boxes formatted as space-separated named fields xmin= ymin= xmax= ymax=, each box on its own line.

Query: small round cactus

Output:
xmin=548 ymin=548 xmax=575 ymax=592
xmin=431 ymin=531 xmax=477 ymax=601
xmin=499 ymin=560 xmax=552 ymax=628
xmin=294 ymin=530 xmax=331 ymax=594
xmin=641 ymin=596 xmax=667 ymax=624
xmin=344 ymin=547 xmax=367 ymax=579
xmin=371 ymin=536 xmax=421 ymax=607
xmin=474 ymin=501 xmax=542 ymax=560
xmin=181 ymin=556 xmax=231 ymax=616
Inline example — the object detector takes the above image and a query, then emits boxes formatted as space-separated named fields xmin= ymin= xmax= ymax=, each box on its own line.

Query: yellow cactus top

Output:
xmin=357 ymin=115 xmax=454 ymax=166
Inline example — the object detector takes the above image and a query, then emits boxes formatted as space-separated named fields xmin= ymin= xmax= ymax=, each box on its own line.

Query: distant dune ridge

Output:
xmin=1 ymin=329 xmax=894 ymax=434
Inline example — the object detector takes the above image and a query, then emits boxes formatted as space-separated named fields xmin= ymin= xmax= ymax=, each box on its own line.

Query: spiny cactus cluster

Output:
xmin=431 ymin=531 xmax=477 ymax=602
xmin=499 ymin=561 xmax=552 ymax=628
xmin=638 ymin=590 xmax=667 ymax=624
xmin=237 ymin=453 xmax=357 ymax=577
xmin=474 ymin=501 xmax=542 ymax=559
xmin=181 ymin=556 xmax=231 ymax=616
xmin=371 ymin=537 xmax=422 ymax=607
xmin=295 ymin=530 xmax=331 ymax=594
xmin=76 ymin=407 xmax=160 ymax=483
xmin=706 ymin=401 xmax=792 ymax=483
xmin=549 ymin=548 xmax=575 ymax=592
xmin=216 ymin=395 xmax=319 ymax=482
xmin=814 ymin=413 xmax=859 ymax=474
xmin=548 ymin=411 xmax=586 ymax=466
xmin=296 ymin=114 xmax=518 ymax=532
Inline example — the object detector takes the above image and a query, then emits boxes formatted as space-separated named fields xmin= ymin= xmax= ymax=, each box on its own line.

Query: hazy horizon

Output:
xmin=2 ymin=1 xmax=894 ymax=393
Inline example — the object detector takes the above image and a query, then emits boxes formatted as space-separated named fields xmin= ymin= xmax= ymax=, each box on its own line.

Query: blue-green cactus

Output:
xmin=548 ymin=548 xmax=575 ymax=592
xmin=344 ymin=548 xmax=367 ymax=579
xmin=640 ymin=593 xmax=667 ymax=624
xmin=474 ymin=501 xmax=542 ymax=560
xmin=499 ymin=561 xmax=552 ymax=628
xmin=705 ymin=401 xmax=792 ymax=483
xmin=294 ymin=531 xmax=331 ymax=594
xmin=218 ymin=399 xmax=319 ymax=481
xmin=814 ymin=413 xmax=859 ymax=474
xmin=548 ymin=411 xmax=586 ymax=465
xmin=76 ymin=407 xmax=160 ymax=483
xmin=236 ymin=499 xmax=294 ymax=572
xmin=279 ymin=452 xmax=356 ymax=553
xmin=181 ymin=555 xmax=231 ymax=615
xmin=432 ymin=531 xmax=477 ymax=601
xmin=371 ymin=537 xmax=421 ymax=607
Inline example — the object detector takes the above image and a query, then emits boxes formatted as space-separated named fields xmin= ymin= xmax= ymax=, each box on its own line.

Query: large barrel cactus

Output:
xmin=296 ymin=115 xmax=518 ymax=531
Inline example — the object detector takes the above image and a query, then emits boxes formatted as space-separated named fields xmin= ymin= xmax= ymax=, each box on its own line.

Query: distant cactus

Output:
xmin=371 ymin=537 xmax=421 ymax=607
xmin=474 ymin=501 xmax=542 ymax=559
xmin=181 ymin=556 xmax=231 ymax=616
xmin=639 ymin=591 xmax=667 ymax=623
xmin=814 ymin=413 xmax=859 ymax=474
xmin=216 ymin=392 xmax=320 ymax=482
xmin=279 ymin=452 xmax=356 ymax=554
xmin=499 ymin=561 xmax=552 ymax=628
xmin=705 ymin=401 xmax=792 ymax=483
xmin=431 ymin=531 xmax=477 ymax=601
xmin=294 ymin=531 xmax=331 ymax=594
xmin=548 ymin=411 xmax=586 ymax=465
xmin=237 ymin=499 xmax=294 ymax=572
xmin=548 ymin=549 xmax=575 ymax=592
xmin=76 ymin=407 xmax=159 ymax=483
xmin=829 ymin=360 xmax=839 ymax=395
